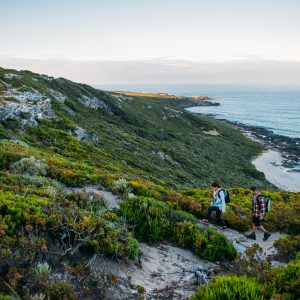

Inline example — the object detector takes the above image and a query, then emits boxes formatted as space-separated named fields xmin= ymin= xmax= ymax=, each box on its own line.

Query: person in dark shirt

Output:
xmin=245 ymin=186 xmax=271 ymax=241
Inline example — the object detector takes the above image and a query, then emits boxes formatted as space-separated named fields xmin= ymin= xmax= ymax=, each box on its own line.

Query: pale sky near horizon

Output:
xmin=1 ymin=0 xmax=300 ymax=84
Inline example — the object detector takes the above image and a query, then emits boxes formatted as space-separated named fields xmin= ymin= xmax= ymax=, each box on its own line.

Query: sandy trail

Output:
xmin=197 ymin=222 xmax=286 ymax=259
xmin=65 ymin=185 xmax=287 ymax=299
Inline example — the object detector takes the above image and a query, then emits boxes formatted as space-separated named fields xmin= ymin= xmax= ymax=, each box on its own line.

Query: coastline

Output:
xmin=223 ymin=120 xmax=300 ymax=170
xmin=187 ymin=109 xmax=300 ymax=192
xmin=222 ymin=120 xmax=300 ymax=192
xmin=252 ymin=150 xmax=300 ymax=192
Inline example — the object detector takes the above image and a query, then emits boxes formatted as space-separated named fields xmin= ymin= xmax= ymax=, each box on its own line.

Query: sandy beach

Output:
xmin=252 ymin=150 xmax=300 ymax=192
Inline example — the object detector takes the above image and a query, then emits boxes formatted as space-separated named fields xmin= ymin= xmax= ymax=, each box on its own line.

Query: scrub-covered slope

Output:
xmin=0 ymin=67 xmax=270 ymax=189
xmin=1 ymin=68 xmax=299 ymax=300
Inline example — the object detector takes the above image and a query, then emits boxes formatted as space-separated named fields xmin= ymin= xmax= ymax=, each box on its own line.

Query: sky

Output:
xmin=1 ymin=0 xmax=300 ymax=84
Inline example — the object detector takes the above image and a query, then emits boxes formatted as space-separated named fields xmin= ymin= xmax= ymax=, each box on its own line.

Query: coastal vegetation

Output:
xmin=0 ymin=67 xmax=299 ymax=299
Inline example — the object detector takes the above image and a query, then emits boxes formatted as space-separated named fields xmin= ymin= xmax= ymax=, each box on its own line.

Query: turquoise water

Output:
xmin=95 ymin=84 xmax=300 ymax=139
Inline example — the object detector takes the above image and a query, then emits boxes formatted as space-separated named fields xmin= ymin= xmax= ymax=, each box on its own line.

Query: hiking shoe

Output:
xmin=263 ymin=232 xmax=271 ymax=241
xmin=245 ymin=232 xmax=256 ymax=240
xmin=220 ymin=226 xmax=227 ymax=230
xmin=201 ymin=219 xmax=209 ymax=225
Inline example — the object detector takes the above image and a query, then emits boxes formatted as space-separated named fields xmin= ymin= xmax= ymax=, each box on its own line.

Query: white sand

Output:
xmin=252 ymin=150 xmax=300 ymax=192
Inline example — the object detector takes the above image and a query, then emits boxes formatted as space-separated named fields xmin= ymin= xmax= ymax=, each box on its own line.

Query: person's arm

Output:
xmin=258 ymin=196 xmax=265 ymax=218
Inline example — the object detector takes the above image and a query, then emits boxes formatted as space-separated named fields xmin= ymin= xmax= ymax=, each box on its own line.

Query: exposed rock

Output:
xmin=0 ymin=88 xmax=56 ymax=126
xmin=111 ymin=94 xmax=133 ymax=103
xmin=63 ymin=105 xmax=76 ymax=116
xmin=4 ymin=73 xmax=22 ymax=80
xmin=75 ymin=126 xmax=100 ymax=143
xmin=78 ymin=94 xmax=108 ymax=110
xmin=48 ymin=88 xmax=67 ymax=103
xmin=75 ymin=126 xmax=90 ymax=141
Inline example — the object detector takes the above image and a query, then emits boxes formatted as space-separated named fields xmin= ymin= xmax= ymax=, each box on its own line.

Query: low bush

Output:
xmin=174 ymin=223 xmax=236 ymax=261
xmin=11 ymin=156 xmax=48 ymax=176
xmin=191 ymin=275 xmax=270 ymax=300
xmin=0 ymin=149 xmax=22 ymax=170
xmin=273 ymin=235 xmax=300 ymax=262
xmin=266 ymin=259 xmax=300 ymax=299
xmin=119 ymin=197 xmax=236 ymax=261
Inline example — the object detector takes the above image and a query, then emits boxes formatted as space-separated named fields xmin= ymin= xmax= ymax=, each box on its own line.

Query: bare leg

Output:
xmin=257 ymin=225 xmax=269 ymax=233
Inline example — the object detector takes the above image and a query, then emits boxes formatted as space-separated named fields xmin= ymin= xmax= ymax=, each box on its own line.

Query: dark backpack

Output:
xmin=256 ymin=195 xmax=271 ymax=213
xmin=218 ymin=188 xmax=231 ymax=203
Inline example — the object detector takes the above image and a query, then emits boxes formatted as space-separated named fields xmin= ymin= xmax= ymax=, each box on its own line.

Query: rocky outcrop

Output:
xmin=0 ymin=88 xmax=56 ymax=126
xmin=75 ymin=126 xmax=100 ymax=144
xmin=48 ymin=88 xmax=67 ymax=103
xmin=77 ymin=95 xmax=108 ymax=110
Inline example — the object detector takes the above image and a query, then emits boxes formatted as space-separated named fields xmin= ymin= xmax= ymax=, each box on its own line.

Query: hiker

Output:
xmin=201 ymin=181 xmax=227 ymax=230
xmin=246 ymin=186 xmax=271 ymax=241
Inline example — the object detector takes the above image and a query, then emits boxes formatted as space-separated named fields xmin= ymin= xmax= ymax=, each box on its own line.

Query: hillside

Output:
xmin=0 ymin=68 xmax=299 ymax=300
xmin=0 ymin=67 xmax=271 ymax=189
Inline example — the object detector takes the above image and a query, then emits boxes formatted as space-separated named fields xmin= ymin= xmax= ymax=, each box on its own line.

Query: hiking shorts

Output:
xmin=252 ymin=216 xmax=263 ymax=226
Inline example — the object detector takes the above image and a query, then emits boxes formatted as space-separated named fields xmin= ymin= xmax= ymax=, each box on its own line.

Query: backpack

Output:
xmin=256 ymin=195 xmax=271 ymax=213
xmin=264 ymin=197 xmax=271 ymax=213
xmin=218 ymin=188 xmax=231 ymax=203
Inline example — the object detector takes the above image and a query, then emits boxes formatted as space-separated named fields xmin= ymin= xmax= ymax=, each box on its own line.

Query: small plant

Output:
xmin=112 ymin=178 xmax=132 ymax=196
xmin=35 ymin=262 xmax=51 ymax=278
xmin=11 ymin=156 xmax=48 ymax=176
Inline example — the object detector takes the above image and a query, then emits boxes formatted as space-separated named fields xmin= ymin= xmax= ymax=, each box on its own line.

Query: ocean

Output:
xmin=95 ymin=84 xmax=300 ymax=139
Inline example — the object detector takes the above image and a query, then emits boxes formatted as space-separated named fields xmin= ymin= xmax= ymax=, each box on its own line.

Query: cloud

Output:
xmin=0 ymin=57 xmax=300 ymax=85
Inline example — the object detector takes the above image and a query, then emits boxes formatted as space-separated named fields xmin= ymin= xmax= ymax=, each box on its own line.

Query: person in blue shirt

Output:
xmin=201 ymin=181 xmax=227 ymax=229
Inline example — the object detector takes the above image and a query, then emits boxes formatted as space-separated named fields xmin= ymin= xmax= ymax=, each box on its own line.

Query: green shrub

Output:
xmin=119 ymin=197 xmax=236 ymax=261
xmin=201 ymin=229 xmax=237 ymax=262
xmin=274 ymin=235 xmax=300 ymax=262
xmin=0 ymin=149 xmax=22 ymax=170
xmin=0 ymin=126 xmax=9 ymax=140
xmin=191 ymin=275 xmax=270 ymax=300
xmin=125 ymin=234 xmax=139 ymax=259
xmin=174 ymin=223 xmax=236 ymax=262
xmin=269 ymin=259 xmax=300 ymax=299
xmin=11 ymin=156 xmax=48 ymax=176
xmin=119 ymin=197 xmax=171 ymax=242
